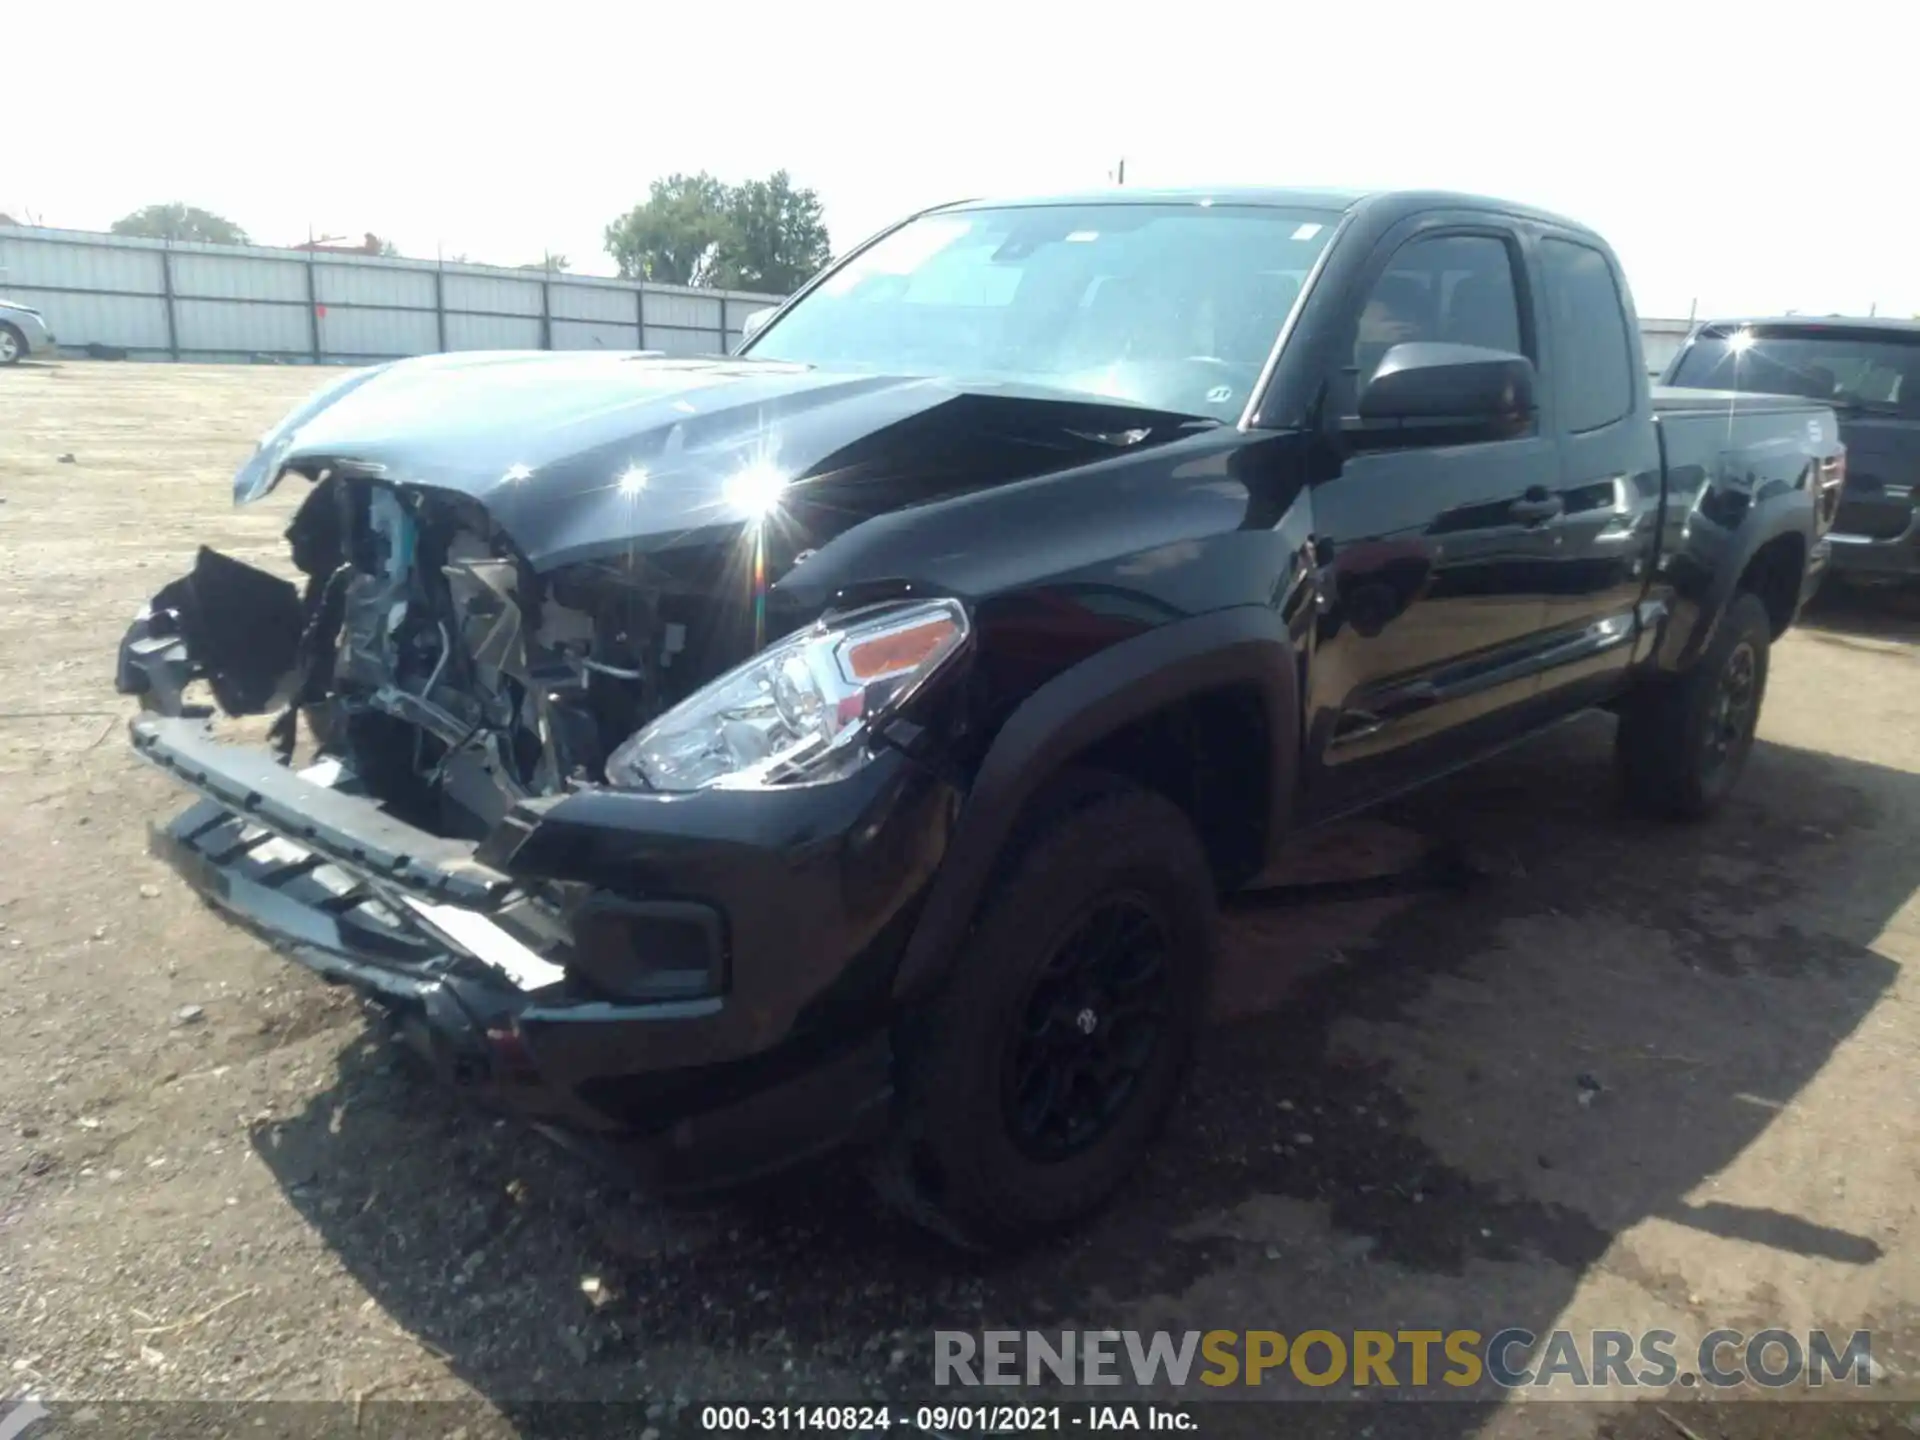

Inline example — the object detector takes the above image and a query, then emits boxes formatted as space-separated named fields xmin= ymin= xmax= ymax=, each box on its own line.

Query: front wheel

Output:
xmin=877 ymin=774 xmax=1218 ymax=1251
xmin=0 ymin=324 xmax=24 ymax=366
xmin=1616 ymin=591 xmax=1772 ymax=819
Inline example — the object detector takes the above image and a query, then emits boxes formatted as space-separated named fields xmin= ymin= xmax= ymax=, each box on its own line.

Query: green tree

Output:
xmin=110 ymin=203 xmax=248 ymax=245
xmin=709 ymin=170 xmax=831 ymax=295
xmin=517 ymin=254 xmax=570 ymax=272
xmin=603 ymin=173 xmax=729 ymax=285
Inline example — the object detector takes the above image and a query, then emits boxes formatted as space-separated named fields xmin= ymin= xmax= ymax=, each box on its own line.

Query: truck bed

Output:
xmin=1651 ymin=385 xmax=1834 ymax=418
xmin=1650 ymin=387 xmax=1842 ymax=575
xmin=1653 ymin=387 xmax=1836 ymax=483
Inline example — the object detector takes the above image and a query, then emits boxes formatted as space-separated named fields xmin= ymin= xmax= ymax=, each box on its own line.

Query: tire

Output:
xmin=1617 ymin=591 xmax=1772 ymax=820
xmin=877 ymin=773 xmax=1218 ymax=1250
xmin=0 ymin=324 xmax=23 ymax=366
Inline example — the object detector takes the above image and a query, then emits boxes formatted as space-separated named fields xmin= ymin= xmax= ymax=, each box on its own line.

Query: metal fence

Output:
xmin=1640 ymin=317 xmax=1695 ymax=378
xmin=0 ymin=225 xmax=784 ymax=365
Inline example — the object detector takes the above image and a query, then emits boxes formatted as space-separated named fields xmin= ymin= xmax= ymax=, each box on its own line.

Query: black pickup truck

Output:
xmin=1665 ymin=316 xmax=1919 ymax=586
xmin=117 ymin=187 xmax=1840 ymax=1250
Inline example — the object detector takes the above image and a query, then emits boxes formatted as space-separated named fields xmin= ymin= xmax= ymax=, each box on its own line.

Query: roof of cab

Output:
xmin=934 ymin=186 xmax=1596 ymax=233
xmin=939 ymin=185 xmax=1371 ymax=213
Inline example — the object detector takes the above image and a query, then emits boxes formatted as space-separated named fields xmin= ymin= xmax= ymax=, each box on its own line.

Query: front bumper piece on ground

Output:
xmin=130 ymin=714 xmax=893 ymax=1190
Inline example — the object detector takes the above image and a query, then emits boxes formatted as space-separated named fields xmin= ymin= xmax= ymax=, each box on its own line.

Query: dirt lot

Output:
xmin=2 ymin=360 xmax=1918 ymax=1439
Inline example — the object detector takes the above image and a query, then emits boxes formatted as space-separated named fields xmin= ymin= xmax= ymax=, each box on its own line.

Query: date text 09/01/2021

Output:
xmin=700 ymin=1404 xmax=1195 ymax=1432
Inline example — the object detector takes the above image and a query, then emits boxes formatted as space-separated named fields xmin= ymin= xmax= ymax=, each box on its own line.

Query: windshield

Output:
xmin=744 ymin=202 xmax=1341 ymax=422
xmin=1669 ymin=326 xmax=1920 ymax=416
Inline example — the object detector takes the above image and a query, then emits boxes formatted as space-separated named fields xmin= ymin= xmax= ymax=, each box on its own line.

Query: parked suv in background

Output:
xmin=1666 ymin=318 xmax=1920 ymax=586
xmin=0 ymin=296 xmax=56 ymax=364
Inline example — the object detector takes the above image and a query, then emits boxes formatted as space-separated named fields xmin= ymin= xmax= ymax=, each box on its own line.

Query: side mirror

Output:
xmin=738 ymin=306 xmax=777 ymax=348
xmin=1352 ymin=342 xmax=1535 ymax=444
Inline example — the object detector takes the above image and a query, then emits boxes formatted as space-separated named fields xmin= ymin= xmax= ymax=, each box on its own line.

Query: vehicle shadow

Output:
xmin=249 ymin=715 xmax=1911 ymax=1437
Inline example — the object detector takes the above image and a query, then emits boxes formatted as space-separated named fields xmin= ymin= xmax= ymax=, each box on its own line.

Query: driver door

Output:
xmin=1301 ymin=221 xmax=1563 ymax=819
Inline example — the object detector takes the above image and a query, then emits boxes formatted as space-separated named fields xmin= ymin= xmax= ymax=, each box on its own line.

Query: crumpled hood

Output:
xmin=236 ymin=350 xmax=1199 ymax=572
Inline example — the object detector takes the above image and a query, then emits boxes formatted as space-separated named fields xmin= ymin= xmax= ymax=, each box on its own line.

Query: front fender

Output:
xmin=890 ymin=604 xmax=1300 ymax=1001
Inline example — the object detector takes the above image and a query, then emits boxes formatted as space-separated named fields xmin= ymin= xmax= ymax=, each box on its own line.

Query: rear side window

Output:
xmin=1352 ymin=234 xmax=1526 ymax=385
xmin=1541 ymin=238 xmax=1635 ymax=432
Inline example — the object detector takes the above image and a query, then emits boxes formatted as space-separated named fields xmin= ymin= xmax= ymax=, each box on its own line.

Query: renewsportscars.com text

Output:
xmin=934 ymin=1328 xmax=1874 ymax=1391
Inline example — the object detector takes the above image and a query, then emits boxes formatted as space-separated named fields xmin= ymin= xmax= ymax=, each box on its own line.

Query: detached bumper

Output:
xmin=132 ymin=716 xmax=913 ymax=1191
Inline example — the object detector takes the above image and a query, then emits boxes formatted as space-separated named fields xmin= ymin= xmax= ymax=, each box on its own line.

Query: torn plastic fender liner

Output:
xmin=114 ymin=547 xmax=304 ymax=716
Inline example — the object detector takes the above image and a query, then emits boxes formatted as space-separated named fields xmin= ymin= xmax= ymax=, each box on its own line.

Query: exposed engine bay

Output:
xmin=312 ymin=478 xmax=706 ymax=836
xmin=127 ymin=473 xmax=741 ymax=841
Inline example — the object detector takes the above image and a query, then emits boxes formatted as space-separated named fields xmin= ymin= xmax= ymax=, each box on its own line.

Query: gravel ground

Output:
xmin=2 ymin=359 xmax=1918 ymax=1440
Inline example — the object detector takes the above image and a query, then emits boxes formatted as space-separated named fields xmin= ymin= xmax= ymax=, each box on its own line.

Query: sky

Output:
xmin=11 ymin=0 xmax=1916 ymax=321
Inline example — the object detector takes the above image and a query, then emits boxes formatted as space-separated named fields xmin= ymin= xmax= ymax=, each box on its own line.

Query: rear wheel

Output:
xmin=1617 ymin=591 xmax=1772 ymax=819
xmin=877 ymin=774 xmax=1218 ymax=1250
xmin=0 ymin=324 xmax=24 ymax=366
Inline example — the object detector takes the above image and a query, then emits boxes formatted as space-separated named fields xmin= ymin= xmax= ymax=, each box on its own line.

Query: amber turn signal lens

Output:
xmin=843 ymin=617 xmax=961 ymax=682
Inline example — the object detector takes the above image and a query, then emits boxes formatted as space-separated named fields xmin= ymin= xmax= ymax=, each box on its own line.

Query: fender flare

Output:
xmin=891 ymin=605 xmax=1301 ymax=1000
xmin=1659 ymin=492 xmax=1816 ymax=674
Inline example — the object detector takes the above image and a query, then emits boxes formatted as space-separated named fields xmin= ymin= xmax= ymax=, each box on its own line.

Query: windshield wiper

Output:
xmin=1065 ymin=417 xmax=1222 ymax=447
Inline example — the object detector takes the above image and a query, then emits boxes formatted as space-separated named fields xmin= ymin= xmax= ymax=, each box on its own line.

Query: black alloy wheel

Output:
xmin=1702 ymin=638 xmax=1760 ymax=782
xmin=1002 ymin=894 xmax=1171 ymax=1162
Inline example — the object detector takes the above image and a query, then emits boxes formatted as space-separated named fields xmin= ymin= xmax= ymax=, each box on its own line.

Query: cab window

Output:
xmin=1541 ymin=238 xmax=1635 ymax=432
xmin=1352 ymin=234 xmax=1526 ymax=383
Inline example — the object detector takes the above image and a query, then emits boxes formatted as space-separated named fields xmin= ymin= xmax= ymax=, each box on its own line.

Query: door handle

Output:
xmin=1510 ymin=493 xmax=1564 ymax=524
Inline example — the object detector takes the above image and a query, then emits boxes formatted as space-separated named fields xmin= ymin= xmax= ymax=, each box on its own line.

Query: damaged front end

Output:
xmin=113 ymin=352 xmax=1209 ymax=1183
xmin=114 ymin=462 xmax=969 ymax=1182
xmin=116 ymin=354 xmax=1191 ymax=839
xmin=119 ymin=470 xmax=731 ymax=839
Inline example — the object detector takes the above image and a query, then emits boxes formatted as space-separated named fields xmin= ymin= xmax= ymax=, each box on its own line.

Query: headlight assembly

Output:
xmin=605 ymin=598 xmax=969 ymax=793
